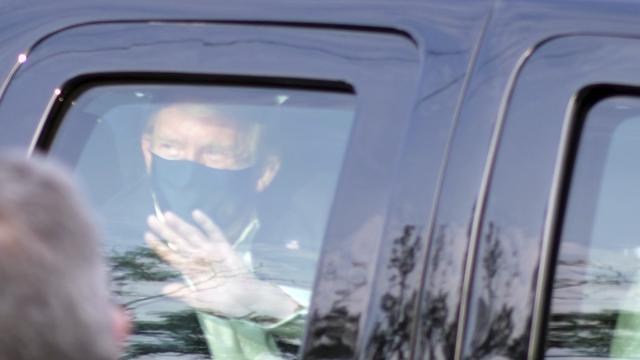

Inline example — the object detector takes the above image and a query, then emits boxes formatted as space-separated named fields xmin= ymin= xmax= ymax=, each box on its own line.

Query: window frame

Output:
xmin=0 ymin=21 xmax=421 ymax=358
xmin=544 ymin=92 xmax=640 ymax=358
xmin=457 ymin=35 xmax=640 ymax=360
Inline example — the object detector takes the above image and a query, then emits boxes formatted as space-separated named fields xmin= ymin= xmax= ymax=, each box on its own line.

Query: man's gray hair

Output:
xmin=145 ymin=102 xmax=264 ymax=158
xmin=0 ymin=154 xmax=118 ymax=360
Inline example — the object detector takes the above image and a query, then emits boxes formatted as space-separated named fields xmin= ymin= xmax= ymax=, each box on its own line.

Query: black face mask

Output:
xmin=149 ymin=154 xmax=258 ymax=231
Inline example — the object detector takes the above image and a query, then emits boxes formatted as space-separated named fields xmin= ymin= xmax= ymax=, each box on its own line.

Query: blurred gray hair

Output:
xmin=0 ymin=154 xmax=118 ymax=360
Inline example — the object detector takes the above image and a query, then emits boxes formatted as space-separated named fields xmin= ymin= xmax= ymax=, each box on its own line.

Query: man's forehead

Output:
xmin=152 ymin=104 xmax=256 ymax=134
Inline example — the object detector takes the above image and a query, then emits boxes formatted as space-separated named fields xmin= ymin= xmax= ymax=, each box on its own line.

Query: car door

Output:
xmin=0 ymin=21 xmax=421 ymax=359
xmin=457 ymin=35 xmax=640 ymax=359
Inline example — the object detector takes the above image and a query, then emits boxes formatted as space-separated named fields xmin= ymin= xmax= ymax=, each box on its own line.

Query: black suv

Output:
xmin=0 ymin=0 xmax=637 ymax=359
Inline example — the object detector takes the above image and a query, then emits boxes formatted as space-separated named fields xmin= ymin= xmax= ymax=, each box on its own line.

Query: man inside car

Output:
xmin=139 ymin=102 xmax=307 ymax=359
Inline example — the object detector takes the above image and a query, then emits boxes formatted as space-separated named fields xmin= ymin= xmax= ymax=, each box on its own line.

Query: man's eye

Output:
xmin=156 ymin=143 xmax=181 ymax=157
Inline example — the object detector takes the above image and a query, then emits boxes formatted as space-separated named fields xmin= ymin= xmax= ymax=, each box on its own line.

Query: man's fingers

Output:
xmin=192 ymin=209 xmax=252 ymax=270
xmin=192 ymin=209 xmax=226 ymax=243
xmin=144 ymin=232 xmax=188 ymax=266
xmin=164 ymin=212 xmax=208 ymax=248
xmin=147 ymin=215 xmax=195 ymax=252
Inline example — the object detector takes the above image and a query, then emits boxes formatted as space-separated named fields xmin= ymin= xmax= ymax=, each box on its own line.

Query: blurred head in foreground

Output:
xmin=0 ymin=154 xmax=127 ymax=360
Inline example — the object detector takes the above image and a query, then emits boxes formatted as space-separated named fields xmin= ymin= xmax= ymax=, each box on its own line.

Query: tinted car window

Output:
xmin=545 ymin=96 xmax=640 ymax=358
xmin=47 ymin=83 xmax=355 ymax=359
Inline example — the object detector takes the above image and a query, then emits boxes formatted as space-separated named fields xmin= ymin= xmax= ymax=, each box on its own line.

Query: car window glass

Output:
xmin=47 ymin=83 xmax=355 ymax=359
xmin=545 ymin=96 xmax=640 ymax=358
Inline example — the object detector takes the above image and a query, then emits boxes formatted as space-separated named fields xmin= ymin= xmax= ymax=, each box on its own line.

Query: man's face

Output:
xmin=141 ymin=105 xmax=256 ymax=171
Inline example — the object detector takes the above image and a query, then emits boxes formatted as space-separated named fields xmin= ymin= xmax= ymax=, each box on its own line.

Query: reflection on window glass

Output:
xmin=47 ymin=84 xmax=355 ymax=359
xmin=545 ymin=96 xmax=640 ymax=358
